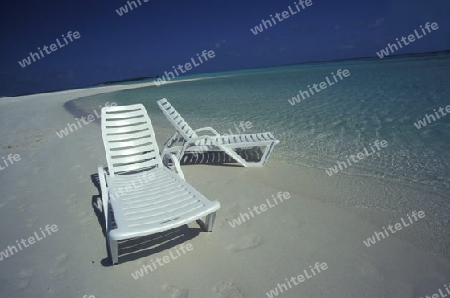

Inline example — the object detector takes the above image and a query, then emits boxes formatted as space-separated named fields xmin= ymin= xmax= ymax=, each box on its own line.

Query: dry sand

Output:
xmin=0 ymin=82 xmax=449 ymax=298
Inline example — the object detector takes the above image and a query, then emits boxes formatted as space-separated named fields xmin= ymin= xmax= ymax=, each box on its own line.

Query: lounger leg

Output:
xmin=259 ymin=144 xmax=273 ymax=165
xmin=109 ymin=238 xmax=119 ymax=265
xmin=249 ymin=143 xmax=276 ymax=166
xmin=222 ymin=146 xmax=248 ymax=167
xmin=205 ymin=212 xmax=217 ymax=232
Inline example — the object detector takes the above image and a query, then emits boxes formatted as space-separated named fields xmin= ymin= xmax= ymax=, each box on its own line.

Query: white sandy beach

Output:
xmin=0 ymin=82 xmax=449 ymax=298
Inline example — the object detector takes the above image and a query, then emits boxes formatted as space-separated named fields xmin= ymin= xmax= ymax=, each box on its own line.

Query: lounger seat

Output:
xmin=192 ymin=133 xmax=278 ymax=148
xmin=106 ymin=167 xmax=220 ymax=241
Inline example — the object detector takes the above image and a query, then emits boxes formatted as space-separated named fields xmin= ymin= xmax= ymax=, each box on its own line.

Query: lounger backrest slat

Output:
xmin=157 ymin=98 xmax=198 ymax=140
xmin=101 ymin=104 xmax=163 ymax=176
xmin=104 ymin=122 xmax=150 ymax=134
xmin=111 ymin=152 xmax=156 ymax=165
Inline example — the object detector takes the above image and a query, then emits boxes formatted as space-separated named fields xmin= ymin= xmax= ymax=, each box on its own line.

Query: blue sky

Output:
xmin=0 ymin=0 xmax=449 ymax=96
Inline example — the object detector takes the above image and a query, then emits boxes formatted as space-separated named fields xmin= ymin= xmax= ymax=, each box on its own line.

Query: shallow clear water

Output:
xmin=76 ymin=52 xmax=450 ymax=193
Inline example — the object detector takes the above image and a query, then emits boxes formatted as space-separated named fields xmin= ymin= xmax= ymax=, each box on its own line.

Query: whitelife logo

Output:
xmin=55 ymin=102 xmax=117 ymax=139
xmin=413 ymin=104 xmax=450 ymax=129
xmin=93 ymin=171 xmax=156 ymax=211
xmin=115 ymin=0 xmax=149 ymax=16
xmin=153 ymin=50 xmax=216 ymax=86
xmin=131 ymin=243 xmax=193 ymax=280
xmin=288 ymin=69 xmax=350 ymax=106
xmin=363 ymin=211 xmax=425 ymax=247
xmin=18 ymin=31 xmax=81 ymax=68
xmin=419 ymin=282 xmax=450 ymax=298
xmin=376 ymin=22 xmax=439 ymax=59
xmin=250 ymin=0 xmax=313 ymax=35
xmin=265 ymin=262 xmax=328 ymax=297
xmin=0 ymin=154 xmax=21 ymax=171
xmin=325 ymin=140 xmax=388 ymax=177
xmin=0 ymin=224 xmax=59 ymax=262
xmin=228 ymin=192 xmax=291 ymax=228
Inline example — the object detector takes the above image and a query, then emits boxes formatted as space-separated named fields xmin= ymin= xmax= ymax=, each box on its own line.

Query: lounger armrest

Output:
xmin=188 ymin=135 xmax=219 ymax=144
xmin=194 ymin=127 xmax=220 ymax=136
xmin=162 ymin=153 xmax=185 ymax=180
xmin=98 ymin=165 xmax=110 ymax=231
xmin=97 ymin=166 xmax=109 ymax=208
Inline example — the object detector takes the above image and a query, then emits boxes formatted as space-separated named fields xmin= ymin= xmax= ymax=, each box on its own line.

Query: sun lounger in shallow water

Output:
xmin=157 ymin=98 xmax=280 ymax=167
xmin=97 ymin=104 xmax=220 ymax=265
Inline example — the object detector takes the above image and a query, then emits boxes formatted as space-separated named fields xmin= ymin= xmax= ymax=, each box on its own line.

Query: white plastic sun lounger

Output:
xmin=157 ymin=98 xmax=280 ymax=167
xmin=97 ymin=104 xmax=220 ymax=265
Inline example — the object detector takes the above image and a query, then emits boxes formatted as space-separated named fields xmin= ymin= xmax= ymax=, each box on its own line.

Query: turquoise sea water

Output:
xmin=76 ymin=52 xmax=450 ymax=194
